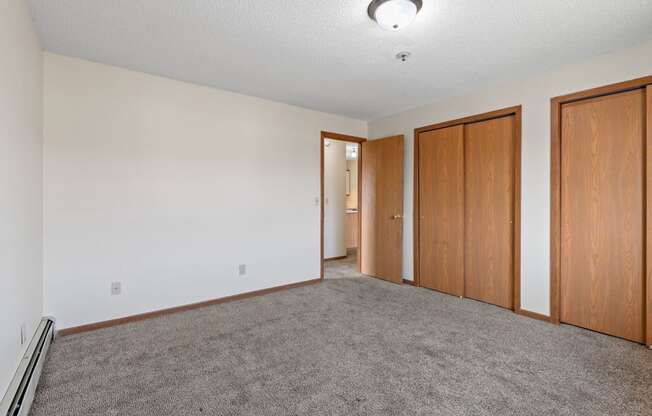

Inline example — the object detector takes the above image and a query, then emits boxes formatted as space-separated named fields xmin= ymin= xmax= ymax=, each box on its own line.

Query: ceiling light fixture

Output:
xmin=368 ymin=0 xmax=422 ymax=31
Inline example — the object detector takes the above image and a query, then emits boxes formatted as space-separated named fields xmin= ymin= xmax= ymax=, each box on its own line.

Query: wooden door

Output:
xmin=560 ymin=89 xmax=645 ymax=343
xmin=361 ymin=135 xmax=404 ymax=283
xmin=418 ymin=126 xmax=465 ymax=296
xmin=464 ymin=116 xmax=515 ymax=309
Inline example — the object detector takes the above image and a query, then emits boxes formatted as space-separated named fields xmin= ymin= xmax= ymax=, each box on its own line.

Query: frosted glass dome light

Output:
xmin=368 ymin=0 xmax=422 ymax=31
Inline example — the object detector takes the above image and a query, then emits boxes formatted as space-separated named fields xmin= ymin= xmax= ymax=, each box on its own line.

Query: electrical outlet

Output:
xmin=20 ymin=323 xmax=26 ymax=346
xmin=111 ymin=281 xmax=122 ymax=295
xmin=238 ymin=264 xmax=246 ymax=276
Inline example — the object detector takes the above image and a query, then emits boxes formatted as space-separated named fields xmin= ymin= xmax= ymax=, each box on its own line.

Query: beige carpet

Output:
xmin=32 ymin=275 xmax=652 ymax=415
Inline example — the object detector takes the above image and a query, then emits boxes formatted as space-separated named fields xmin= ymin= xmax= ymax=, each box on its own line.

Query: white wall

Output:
xmin=368 ymin=39 xmax=652 ymax=316
xmin=0 ymin=0 xmax=43 ymax=398
xmin=324 ymin=140 xmax=347 ymax=259
xmin=43 ymin=53 xmax=366 ymax=330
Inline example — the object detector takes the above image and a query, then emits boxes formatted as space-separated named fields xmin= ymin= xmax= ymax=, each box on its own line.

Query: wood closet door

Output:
xmin=418 ymin=126 xmax=464 ymax=296
xmin=561 ymin=89 xmax=645 ymax=343
xmin=464 ymin=116 xmax=515 ymax=309
xmin=361 ymin=135 xmax=404 ymax=283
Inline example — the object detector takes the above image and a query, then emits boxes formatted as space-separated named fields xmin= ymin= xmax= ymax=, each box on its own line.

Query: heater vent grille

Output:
xmin=0 ymin=318 xmax=55 ymax=416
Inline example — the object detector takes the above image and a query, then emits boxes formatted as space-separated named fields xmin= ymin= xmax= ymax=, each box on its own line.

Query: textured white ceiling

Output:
xmin=28 ymin=0 xmax=652 ymax=120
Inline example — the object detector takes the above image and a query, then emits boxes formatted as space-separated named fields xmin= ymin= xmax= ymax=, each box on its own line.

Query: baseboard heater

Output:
xmin=0 ymin=318 xmax=55 ymax=416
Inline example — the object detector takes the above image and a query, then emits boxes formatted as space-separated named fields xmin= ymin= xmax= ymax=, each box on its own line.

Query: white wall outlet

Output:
xmin=20 ymin=323 xmax=26 ymax=346
xmin=238 ymin=264 xmax=246 ymax=276
xmin=111 ymin=281 xmax=122 ymax=295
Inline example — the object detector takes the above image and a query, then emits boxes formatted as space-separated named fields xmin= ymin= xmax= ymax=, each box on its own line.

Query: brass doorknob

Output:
xmin=391 ymin=214 xmax=404 ymax=220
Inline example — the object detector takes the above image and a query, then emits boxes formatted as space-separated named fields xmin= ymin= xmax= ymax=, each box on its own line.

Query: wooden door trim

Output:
xmin=550 ymin=77 xmax=652 ymax=347
xmin=414 ymin=106 xmax=523 ymax=135
xmin=320 ymin=131 xmax=367 ymax=280
xmin=413 ymin=106 xmax=522 ymax=312
xmin=647 ymin=85 xmax=652 ymax=347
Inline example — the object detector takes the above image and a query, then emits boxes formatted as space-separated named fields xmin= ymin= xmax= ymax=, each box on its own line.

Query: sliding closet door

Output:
xmin=418 ymin=126 xmax=464 ymax=296
xmin=464 ymin=116 xmax=515 ymax=309
xmin=560 ymin=89 xmax=645 ymax=343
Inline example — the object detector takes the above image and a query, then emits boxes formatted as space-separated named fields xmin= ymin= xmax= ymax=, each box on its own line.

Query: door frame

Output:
xmin=550 ymin=76 xmax=652 ymax=346
xmin=413 ymin=106 xmax=522 ymax=312
xmin=320 ymin=131 xmax=367 ymax=279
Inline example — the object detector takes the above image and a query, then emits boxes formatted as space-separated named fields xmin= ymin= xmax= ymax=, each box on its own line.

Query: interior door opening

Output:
xmin=320 ymin=132 xmax=366 ymax=279
xmin=320 ymin=132 xmax=405 ymax=284
xmin=323 ymin=138 xmax=361 ymax=278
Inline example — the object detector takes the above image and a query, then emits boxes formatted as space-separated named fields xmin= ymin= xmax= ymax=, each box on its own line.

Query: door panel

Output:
xmin=561 ymin=89 xmax=645 ymax=343
xmin=418 ymin=126 xmax=464 ymax=296
xmin=464 ymin=116 xmax=515 ymax=309
xmin=361 ymin=135 xmax=404 ymax=283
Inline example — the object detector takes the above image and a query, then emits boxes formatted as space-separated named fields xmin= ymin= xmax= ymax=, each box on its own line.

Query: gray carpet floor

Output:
xmin=324 ymin=248 xmax=362 ymax=279
xmin=32 ymin=272 xmax=652 ymax=415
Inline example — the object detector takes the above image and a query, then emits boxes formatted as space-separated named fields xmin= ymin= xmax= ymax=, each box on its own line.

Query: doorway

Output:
xmin=320 ymin=132 xmax=405 ymax=283
xmin=321 ymin=132 xmax=366 ymax=279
